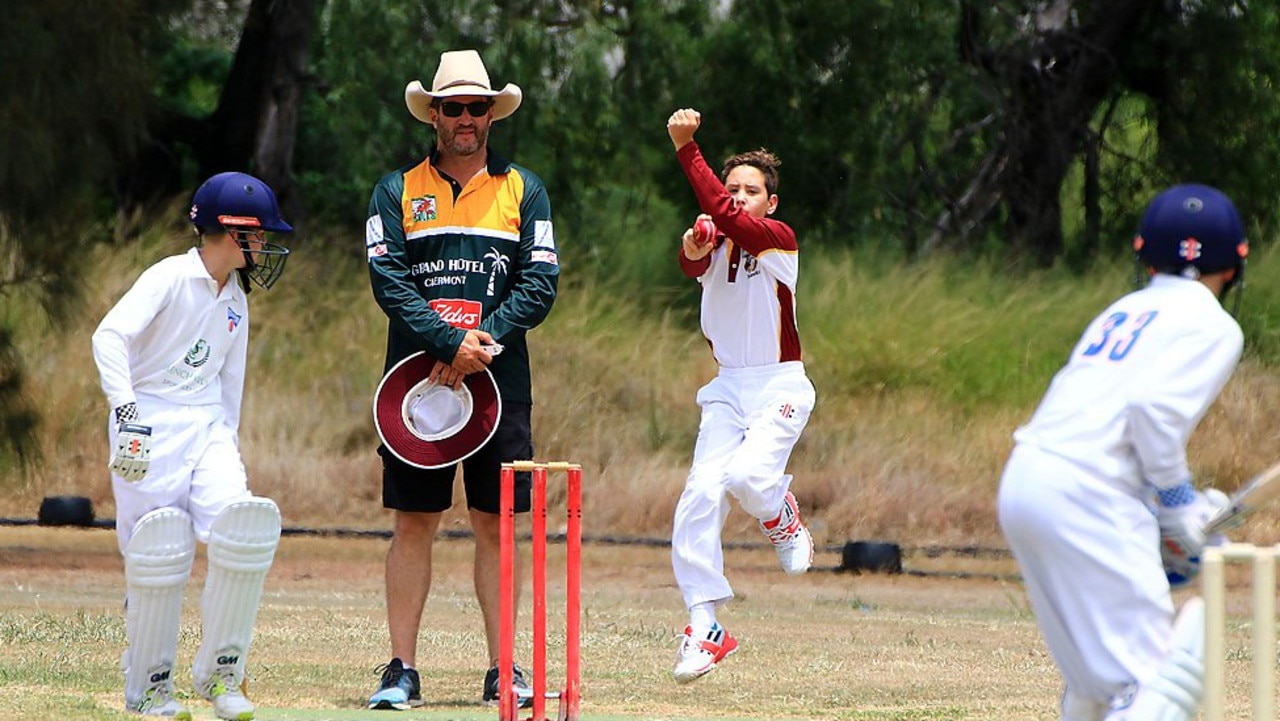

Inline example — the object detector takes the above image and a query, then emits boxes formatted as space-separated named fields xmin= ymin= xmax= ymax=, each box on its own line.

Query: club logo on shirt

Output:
xmin=185 ymin=339 xmax=211 ymax=368
xmin=227 ymin=307 xmax=242 ymax=332
xmin=411 ymin=196 xmax=438 ymax=223
xmin=744 ymin=255 xmax=760 ymax=277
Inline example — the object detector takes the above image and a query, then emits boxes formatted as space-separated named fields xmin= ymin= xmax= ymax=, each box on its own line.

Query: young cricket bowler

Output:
xmin=665 ymin=107 xmax=817 ymax=684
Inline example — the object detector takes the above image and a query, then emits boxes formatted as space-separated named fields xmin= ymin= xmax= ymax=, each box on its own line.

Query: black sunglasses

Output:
xmin=438 ymin=100 xmax=493 ymax=118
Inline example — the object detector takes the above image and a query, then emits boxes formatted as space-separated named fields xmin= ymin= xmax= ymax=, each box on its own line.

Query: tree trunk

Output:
xmin=119 ymin=0 xmax=317 ymax=219
xmin=203 ymin=0 xmax=317 ymax=221
xmin=940 ymin=0 xmax=1158 ymax=265
xmin=251 ymin=0 xmax=317 ymax=223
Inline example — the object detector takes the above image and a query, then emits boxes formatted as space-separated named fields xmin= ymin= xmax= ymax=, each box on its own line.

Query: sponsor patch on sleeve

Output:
xmin=365 ymin=215 xmax=387 ymax=260
xmin=531 ymin=250 xmax=558 ymax=265
xmin=533 ymin=220 xmax=555 ymax=250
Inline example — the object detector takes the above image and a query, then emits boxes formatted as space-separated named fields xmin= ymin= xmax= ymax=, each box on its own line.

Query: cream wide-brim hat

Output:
xmin=405 ymin=49 xmax=523 ymax=125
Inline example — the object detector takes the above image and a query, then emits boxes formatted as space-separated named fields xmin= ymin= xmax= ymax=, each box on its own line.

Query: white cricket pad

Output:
xmin=192 ymin=497 xmax=281 ymax=691
xmin=123 ymin=507 xmax=196 ymax=708
xmin=1104 ymin=597 xmax=1205 ymax=721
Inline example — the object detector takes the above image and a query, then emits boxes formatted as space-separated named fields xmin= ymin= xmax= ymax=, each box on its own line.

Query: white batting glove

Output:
xmin=109 ymin=422 xmax=152 ymax=483
xmin=1157 ymin=485 xmax=1229 ymax=588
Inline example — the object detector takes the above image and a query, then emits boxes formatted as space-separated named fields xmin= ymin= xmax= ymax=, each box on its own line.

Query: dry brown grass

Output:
xmin=0 ymin=526 xmax=1271 ymax=720
xmin=8 ymin=228 xmax=1280 ymax=553
xmin=5 ymin=228 xmax=1280 ymax=719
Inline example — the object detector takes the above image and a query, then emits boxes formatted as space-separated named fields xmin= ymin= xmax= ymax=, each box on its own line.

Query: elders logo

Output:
xmin=429 ymin=298 xmax=482 ymax=329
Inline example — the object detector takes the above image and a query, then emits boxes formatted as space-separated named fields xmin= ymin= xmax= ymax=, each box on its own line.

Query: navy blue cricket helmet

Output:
xmin=189 ymin=172 xmax=292 ymax=233
xmin=1133 ymin=184 xmax=1247 ymax=280
xmin=188 ymin=172 xmax=292 ymax=291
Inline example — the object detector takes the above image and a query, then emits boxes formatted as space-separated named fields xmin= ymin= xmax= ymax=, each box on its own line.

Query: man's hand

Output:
xmin=109 ymin=423 xmax=152 ymax=483
xmin=1158 ymin=487 xmax=1229 ymax=587
xmin=427 ymin=360 xmax=464 ymax=390
xmin=431 ymin=329 xmax=498 ymax=389
xmin=667 ymin=108 xmax=701 ymax=150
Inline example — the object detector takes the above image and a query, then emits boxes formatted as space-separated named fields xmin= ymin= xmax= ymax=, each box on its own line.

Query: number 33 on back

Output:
xmin=1080 ymin=311 xmax=1158 ymax=361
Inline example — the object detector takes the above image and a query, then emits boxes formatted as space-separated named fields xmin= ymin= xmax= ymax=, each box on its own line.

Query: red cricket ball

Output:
xmin=694 ymin=217 xmax=716 ymax=246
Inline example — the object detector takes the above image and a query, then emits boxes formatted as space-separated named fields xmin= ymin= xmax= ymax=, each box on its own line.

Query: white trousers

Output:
xmin=672 ymin=362 xmax=815 ymax=609
xmin=998 ymin=444 xmax=1174 ymax=705
xmin=110 ymin=396 xmax=251 ymax=551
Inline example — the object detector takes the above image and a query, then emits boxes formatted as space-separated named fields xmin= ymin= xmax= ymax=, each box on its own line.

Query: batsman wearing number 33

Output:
xmin=998 ymin=184 xmax=1249 ymax=721
xmin=92 ymin=172 xmax=293 ymax=721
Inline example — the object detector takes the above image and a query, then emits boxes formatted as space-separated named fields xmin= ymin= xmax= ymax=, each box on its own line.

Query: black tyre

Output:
xmin=37 ymin=496 xmax=95 ymax=527
xmin=840 ymin=540 xmax=903 ymax=574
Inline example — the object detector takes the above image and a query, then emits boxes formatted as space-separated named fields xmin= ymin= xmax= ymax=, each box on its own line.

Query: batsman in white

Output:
xmin=665 ymin=108 xmax=817 ymax=684
xmin=91 ymin=172 xmax=293 ymax=721
xmin=998 ymin=184 xmax=1248 ymax=721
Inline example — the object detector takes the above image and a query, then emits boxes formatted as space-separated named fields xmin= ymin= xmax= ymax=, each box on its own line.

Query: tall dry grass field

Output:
xmin=5 ymin=217 xmax=1280 ymax=720
xmin=6 ymin=219 xmax=1280 ymax=554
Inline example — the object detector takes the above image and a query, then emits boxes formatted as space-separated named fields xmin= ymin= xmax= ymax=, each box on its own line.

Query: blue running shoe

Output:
xmin=482 ymin=664 xmax=534 ymax=709
xmin=368 ymin=658 xmax=422 ymax=710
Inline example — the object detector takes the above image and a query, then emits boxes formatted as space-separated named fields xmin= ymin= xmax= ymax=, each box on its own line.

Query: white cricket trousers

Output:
xmin=672 ymin=361 xmax=815 ymax=609
xmin=110 ymin=396 xmax=252 ymax=551
xmin=998 ymin=443 xmax=1175 ymax=705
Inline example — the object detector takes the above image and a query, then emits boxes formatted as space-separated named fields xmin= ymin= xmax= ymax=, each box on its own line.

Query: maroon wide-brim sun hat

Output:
xmin=374 ymin=351 xmax=502 ymax=469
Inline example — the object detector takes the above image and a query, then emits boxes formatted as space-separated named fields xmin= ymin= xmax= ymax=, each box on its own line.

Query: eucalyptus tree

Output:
xmin=935 ymin=0 xmax=1280 ymax=265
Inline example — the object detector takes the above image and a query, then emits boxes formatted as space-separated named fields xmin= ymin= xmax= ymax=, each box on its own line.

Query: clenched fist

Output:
xmin=667 ymin=108 xmax=702 ymax=150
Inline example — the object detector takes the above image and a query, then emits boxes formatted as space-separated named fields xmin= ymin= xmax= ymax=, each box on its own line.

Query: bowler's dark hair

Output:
xmin=721 ymin=148 xmax=781 ymax=195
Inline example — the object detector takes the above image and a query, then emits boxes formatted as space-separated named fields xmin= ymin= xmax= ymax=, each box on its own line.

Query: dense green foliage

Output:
xmin=5 ymin=0 xmax=1280 ymax=467
xmin=286 ymin=1 xmax=1280 ymax=269
xmin=7 ymin=1 xmax=1280 ymax=263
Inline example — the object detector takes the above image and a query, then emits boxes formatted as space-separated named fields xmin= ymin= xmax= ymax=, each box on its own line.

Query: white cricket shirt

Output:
xmin=92 ymin=247 xmax=249 ymax=431
xmin=1013 ymin=274 xmax=1243 ymax=492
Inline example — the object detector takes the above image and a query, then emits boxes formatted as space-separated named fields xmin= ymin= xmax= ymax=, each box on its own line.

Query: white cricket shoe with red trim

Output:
xmin=672 ymin=623 xmax=739 ymax=684
xmin=760 ymin=491 xmax=813 ymax=575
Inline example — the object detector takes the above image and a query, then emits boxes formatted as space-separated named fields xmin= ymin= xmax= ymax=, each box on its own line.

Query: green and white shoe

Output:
xmin=126 ymin=683 xmax=192 ymax=719
xmin=199 ymin=672 xmax=255 ymax=721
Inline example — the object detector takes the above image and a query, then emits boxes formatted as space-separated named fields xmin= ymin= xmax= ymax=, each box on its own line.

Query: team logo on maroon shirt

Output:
xmin=429 ymin=298 xmax=481 ymax=329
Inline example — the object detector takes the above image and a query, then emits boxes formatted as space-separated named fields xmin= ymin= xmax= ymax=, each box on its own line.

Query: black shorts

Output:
xmin=380 ymin=402 xmax=533 ymax=515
